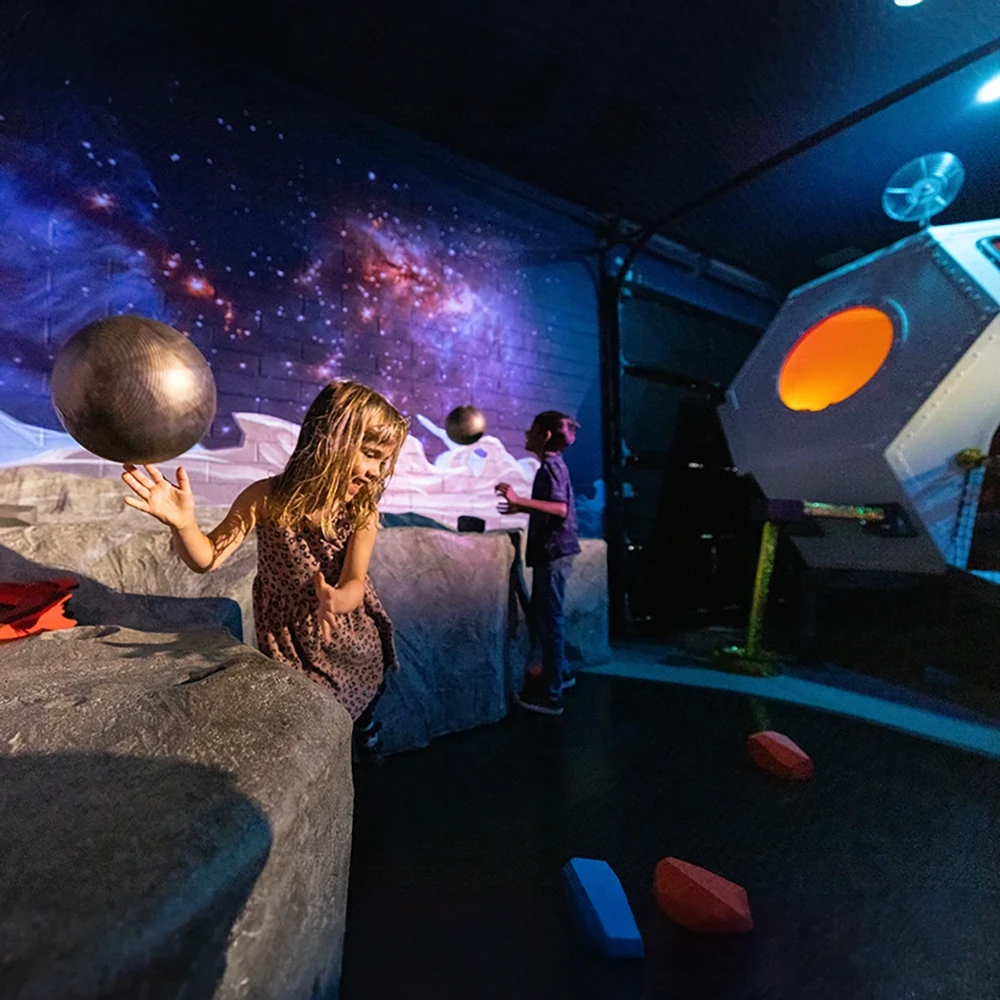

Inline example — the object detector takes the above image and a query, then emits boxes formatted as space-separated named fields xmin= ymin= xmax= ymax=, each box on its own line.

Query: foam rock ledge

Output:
xmin=0 ymin=625 xmax=355 ymax=1000
xmin=0 ymin=469 xmax=611 ymax=756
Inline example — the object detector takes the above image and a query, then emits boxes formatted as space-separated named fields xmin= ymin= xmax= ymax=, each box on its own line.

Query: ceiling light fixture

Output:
xmin=894 ymin=0 xmax=924 ymax=6
xmin=977 ymin=75 xmax=1000 ymax=104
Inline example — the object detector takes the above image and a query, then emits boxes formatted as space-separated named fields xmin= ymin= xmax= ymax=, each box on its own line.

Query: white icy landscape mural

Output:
xmin=0 ymin=409 xmax=544 ymax=531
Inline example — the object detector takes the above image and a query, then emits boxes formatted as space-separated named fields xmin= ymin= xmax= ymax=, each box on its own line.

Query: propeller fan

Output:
xmin=882 ymin=152 xmax=965 ymax=227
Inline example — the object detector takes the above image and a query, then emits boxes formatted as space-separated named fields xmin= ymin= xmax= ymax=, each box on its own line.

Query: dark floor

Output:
xmin=340 ymin=671 xmax=1000 ymax=1000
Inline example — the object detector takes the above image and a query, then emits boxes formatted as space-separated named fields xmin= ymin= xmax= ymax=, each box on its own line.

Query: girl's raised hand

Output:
xmin=122 ymin=464 xmax=196 ymax=529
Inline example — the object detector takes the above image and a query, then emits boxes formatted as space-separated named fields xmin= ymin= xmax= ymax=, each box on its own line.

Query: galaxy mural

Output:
xmin=0 ymin=67 xmax=603 ymax=532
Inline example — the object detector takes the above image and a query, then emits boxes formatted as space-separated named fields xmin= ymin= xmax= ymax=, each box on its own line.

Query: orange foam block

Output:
xmin=653 ymin=858 xmax=753 ymax=935
xmin=747 ymin=730 xmax=814 ymax=780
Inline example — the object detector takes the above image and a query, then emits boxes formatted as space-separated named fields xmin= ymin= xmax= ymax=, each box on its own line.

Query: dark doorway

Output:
xmin=616 ymin=288 xmax=767 ymax=633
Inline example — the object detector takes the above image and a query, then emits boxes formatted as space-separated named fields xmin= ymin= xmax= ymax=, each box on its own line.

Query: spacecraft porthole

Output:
xmin=778 ymin=306 xmax=895 ymax=412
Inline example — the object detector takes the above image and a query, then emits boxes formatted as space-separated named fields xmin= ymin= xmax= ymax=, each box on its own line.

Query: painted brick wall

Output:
xmin=0 ymin=52 xmax=776 ymax=523
xmin=170 ymin=241 xmax=603 ymax=482
xmin=0 ymin=60 xmax=607 ymax=497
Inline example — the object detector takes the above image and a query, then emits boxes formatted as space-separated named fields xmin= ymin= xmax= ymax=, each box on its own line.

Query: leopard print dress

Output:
xmin=252 ymin=510 xmax=398 ymax=721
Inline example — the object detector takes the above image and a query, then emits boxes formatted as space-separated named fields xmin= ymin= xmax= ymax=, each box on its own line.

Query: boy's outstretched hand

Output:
xmin=122 ymin=464 xmax=195 ymax=529
xmin=495 ymin=482 xmax=524 ymax=515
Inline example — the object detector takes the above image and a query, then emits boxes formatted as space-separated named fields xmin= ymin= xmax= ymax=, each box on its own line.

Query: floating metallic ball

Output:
xmin=50 ymin=314 xmax=217 ymax=464
xmin=444 ymin=405 xmax=487 ymax=446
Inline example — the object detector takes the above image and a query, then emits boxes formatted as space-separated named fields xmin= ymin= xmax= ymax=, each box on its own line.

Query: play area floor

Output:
xmin=340 ymin=653 xmax=1000 ymax=1000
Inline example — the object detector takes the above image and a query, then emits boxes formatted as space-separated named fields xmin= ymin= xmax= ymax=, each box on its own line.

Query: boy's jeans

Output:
xmin=530 ymin=555 xmax=575 ymax=701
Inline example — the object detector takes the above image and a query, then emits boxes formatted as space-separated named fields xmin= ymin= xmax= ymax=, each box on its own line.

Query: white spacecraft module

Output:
xmin=720 ymin=219 xmax=1000 ymax=574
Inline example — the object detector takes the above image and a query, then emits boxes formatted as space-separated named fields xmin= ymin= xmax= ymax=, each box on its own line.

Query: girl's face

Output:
xmin=346 ymin=440 xmax=396 ymax=498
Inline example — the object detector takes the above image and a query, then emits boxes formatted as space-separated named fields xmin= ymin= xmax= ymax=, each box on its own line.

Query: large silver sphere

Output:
xmin=50 ymin=315 xmax=217 ymax=464
xmin=445 ymin=405 xmax=486 ymax=446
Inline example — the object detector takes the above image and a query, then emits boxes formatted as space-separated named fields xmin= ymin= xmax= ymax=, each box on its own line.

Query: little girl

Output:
xmin=122 ymin=380 xmax=409 ymax=760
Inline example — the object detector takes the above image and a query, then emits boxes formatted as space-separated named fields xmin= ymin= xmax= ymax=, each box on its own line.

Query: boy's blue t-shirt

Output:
xmin=526 ymin=452 xmax=581 ymax=567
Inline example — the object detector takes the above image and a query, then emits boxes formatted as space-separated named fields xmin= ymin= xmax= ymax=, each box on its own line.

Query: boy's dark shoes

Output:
xmin=514 ymin=689 xmax=565 ymax=716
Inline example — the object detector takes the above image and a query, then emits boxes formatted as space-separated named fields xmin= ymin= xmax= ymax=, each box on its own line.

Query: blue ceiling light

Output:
xmin=977 ymin=75 xmax=1000 ymax=104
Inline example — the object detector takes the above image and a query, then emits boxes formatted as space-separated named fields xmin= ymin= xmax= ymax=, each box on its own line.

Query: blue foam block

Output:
xmin=561 ymin=857 xmax=644 ymax=959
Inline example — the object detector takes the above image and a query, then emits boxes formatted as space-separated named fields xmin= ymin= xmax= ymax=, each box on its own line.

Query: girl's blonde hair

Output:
xmin=265 ymin=380 xmax=409 ymax=537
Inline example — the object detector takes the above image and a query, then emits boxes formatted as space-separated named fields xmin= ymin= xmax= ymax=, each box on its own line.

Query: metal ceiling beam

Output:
xmin=617 ymin=31 xmax=1000 ymax=286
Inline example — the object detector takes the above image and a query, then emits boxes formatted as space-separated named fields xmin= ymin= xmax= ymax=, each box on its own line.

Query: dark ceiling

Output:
xmin=9 ymin=0 xmax=1000 ymax=291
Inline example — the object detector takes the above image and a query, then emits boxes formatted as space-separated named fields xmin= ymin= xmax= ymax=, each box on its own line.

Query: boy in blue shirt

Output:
xmin=496 ymin=411 xmax=581 ymax=716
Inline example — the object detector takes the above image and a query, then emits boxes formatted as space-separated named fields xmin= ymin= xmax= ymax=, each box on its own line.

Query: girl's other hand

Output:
xmin=122 ymin=464 xmax=196 ymax=529
xmin=314 ymin=571 xmax=343 ymax=643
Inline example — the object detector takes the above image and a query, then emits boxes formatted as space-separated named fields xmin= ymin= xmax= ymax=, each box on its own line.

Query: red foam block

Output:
xmin=0 ymin=578 xmax=78 ymax=641
xmin=653 ymin=858 xmax=753 ymax=935
xmin=747 ymin=730 xmax=814 ymax=781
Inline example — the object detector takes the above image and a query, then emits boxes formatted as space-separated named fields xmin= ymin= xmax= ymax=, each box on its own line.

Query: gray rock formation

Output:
xmin=0 ymin=625 xmax=354 ymax=1000
xmin=0 ymin=520 xmax=255 ymax=643
xmin=370 ymin=530 xmax=609 ymax=751
xmin=564 ymin=540 xmax=612 ymax=666
xmin=0 ymin=466 xmax=233 ymax=526
xmin=0 ymin=465 xmax=130 ymax=522
xmin=369 ymin=528 xmax=520 ymax=754
xmin=0 ymin=467 xmax=252 ymax=639
xmin=0 ymin=469 xmax=610 ymax=754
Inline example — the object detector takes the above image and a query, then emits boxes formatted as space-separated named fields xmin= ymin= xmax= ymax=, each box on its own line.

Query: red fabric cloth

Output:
xmin=654 ymin=857 xmax=754 ymax=934
xmin=0 ymin=578 xmax=78 ymax=641
xmin=747 ymin=730 xmax=814 ymax=781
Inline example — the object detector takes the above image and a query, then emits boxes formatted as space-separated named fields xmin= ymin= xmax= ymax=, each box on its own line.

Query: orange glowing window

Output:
xmin=778 ymin=306 xmax=894 ymax=412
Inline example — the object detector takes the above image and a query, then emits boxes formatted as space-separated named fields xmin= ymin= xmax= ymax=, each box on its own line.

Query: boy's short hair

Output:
xmin=532 ymin=410 xmax=579 ymax=451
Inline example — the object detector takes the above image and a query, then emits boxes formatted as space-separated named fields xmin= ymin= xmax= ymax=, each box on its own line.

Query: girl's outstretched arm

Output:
xmin=122 ymin=463 xmax=267 ymax=573
xmin=177 ymin=479 xmax=269 ymax=573
xmin=314 ymin=516 xmax=377 ymax=640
